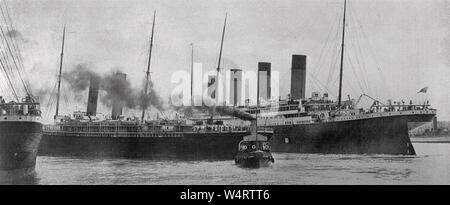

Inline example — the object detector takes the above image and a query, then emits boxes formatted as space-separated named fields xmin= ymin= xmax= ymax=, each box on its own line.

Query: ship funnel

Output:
xmin=86 ymin=76 xmax=100 ymax=116
xmin=290 ymin=55 xmax=307 ymax=99
xmin=258 ymin=62 xmax=271 ymax=101
xmin=230 ymin=69 xmax=242 ymax=106
xmin=111 ymin=72 xmax=127 ymax=120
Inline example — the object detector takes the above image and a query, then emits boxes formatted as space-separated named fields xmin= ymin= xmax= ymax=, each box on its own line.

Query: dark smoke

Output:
xmin=100 ymin=70 xmax=137 ymax=108
xmin=140 ymin=80 xmax=164 ymax=111
xmin=63 ymin=64 xmax=165 ymax=111
xmin=211 ymin=105 xmax=255 ymax=121
xmin=172 ymin=101 xmax=255 ymax=122
xmin=63 ymin=64 xmax=99 ymax=91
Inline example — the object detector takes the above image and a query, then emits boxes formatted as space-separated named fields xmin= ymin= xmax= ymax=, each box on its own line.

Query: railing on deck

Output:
xmin=0 ymin=102 xmax=41 ymax=116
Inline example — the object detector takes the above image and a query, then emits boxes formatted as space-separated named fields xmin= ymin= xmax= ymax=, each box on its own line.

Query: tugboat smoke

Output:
xmin=210 ymin=106 xmax=256 ymax=121
xmin=173 ymin=101 xmax=255 ymax=121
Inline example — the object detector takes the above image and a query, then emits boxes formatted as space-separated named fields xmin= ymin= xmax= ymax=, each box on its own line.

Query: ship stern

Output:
xmin=0 ymin=120 xmax=42 ymax=179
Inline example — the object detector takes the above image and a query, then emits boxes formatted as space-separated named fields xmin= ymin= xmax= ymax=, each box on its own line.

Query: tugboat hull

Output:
xmin=235 ymin=151 xmax=274 ymax=168
xmin=0 ymin=121 xmax=42 ymax=178
xmin=271 ymin=114 xmax=435 ymax=155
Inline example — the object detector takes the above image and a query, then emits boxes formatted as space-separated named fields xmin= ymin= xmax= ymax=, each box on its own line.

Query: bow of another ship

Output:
xmin=0 ymin=101 xmax=43 ymax=179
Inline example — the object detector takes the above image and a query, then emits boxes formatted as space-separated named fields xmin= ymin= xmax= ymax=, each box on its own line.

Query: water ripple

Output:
xmin=1 ymin=143 xmax=450 ymax=184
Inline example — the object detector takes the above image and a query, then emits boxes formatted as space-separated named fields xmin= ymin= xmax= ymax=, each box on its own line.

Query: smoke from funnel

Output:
xmin=63 ymin=64 xmax=165 ymax=111
xmin=172 ymin=99 xmax=255 ymax=121
xmin=101 ymin=71 xmax=136 ymax=108
xmin=211 ymin=106 xmax=255 ymax=121
xmin=62 ymin=64 xmax=98 ymax=92
xmin=140 ymin=79 xmax=164 ymax=111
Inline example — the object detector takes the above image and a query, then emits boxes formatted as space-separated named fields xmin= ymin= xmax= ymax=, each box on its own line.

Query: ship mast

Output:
xmin=216 ymin=13 xmax=227 ymax=104
xmin=256 ymin=64 xmax=260 ymax=139
xmin=55 ymin=25 xmax=66 ymax=119
xmin=141 ymin=10 xmax=156 ymax=122
xmin=337 ymin=0 xmax=347 ymax=108
xmin=190 ymin=43 xmax=194 ymax=99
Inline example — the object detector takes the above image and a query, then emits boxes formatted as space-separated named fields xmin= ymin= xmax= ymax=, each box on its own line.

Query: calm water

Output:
xmin=2 ymin=143 xmax=450 ymax=184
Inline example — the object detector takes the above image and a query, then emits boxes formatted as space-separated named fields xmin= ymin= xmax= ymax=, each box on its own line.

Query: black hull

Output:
xmin=235 ymin=151 xmax=274 ymax=168
xmin=270 ymin=114 xmax=435 ymax=155
xmin=0 ymin=121 xmax=42 ymax=177
xmin=38 ymin=132 xmax=253 ymax=160
xmin=236 ymin=158 xmax=273 ymax=168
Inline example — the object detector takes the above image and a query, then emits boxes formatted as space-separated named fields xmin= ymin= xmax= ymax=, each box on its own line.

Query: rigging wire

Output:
xmin=0 ymin=0 xmax=30 ymax=94
xmin=347 ymin=11 xmax=372 ymax=95
xmin=345 ymin=47 xmax=365 ymax=94
xmin=346 ymin=22 xmax=370 ymax=94
xmin=0 ymin=14 xmax=28 ymax=95
xmin=349 ymin=4 xmax=389 ymax=98
xmin=294 ymin=3 xmax=345 ymax=98
xmin=0 ymin=0 xmax=30 ymax=100
xmin=307 ymin=70 xmax=337 ymax=98
xmin=0 ymin=56 xmax=18 ymax=100
xmin=320 ymin=13 xmax=342 ymax=85
xmin=310 ymin=7 xmax=342 ymax=76
xmin=44 ymin=54 xmax=63 ymax=119
xmin=324 ymin=9 xmax=344 ymax=90
xmin=324 ymin=40 xmax=341 ymax=90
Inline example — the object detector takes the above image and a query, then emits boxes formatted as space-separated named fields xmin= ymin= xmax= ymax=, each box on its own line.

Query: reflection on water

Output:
xmin=1 ymin=143 xmax=450 ymax=185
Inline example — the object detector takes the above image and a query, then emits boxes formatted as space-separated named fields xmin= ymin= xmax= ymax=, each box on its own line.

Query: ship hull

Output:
xmin=235 ymin=151 xmax=274 ymax=168
xmin=38 ymin=132 xmax=253 ymax=160
xmin=0 ymin=121 xmax=42 ymax=178
xmin=270 ymin=114 xmax=435 ymax=155
xmin=236 ymin=157 xmax=273 ymax=168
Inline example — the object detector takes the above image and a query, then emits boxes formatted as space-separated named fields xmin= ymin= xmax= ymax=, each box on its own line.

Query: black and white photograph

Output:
xmin=0 ymin=0 xmax=449 ymax=192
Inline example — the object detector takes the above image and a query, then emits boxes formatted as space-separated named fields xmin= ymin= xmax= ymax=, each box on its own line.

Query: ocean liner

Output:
xmin=40 ymin=113 xmax=256 ymax=159
xmin=241 ymin=0 xmax=436 ymax=155
xmin=39 ymin=70 xmax=262 ymax=159
xmin=244 ymin=92 xmax=435 ymax=155
xmin=39 ymin=12 xmax=268 ymax=160
xmin=0 ymin=1 xmax=43 ymax=177
xmin=0 ymin=96 xmax=42 ymax=177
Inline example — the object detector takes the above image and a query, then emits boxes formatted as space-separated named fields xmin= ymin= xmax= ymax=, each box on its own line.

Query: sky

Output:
xmin=1 ymin=0 xmax=449 ymax=121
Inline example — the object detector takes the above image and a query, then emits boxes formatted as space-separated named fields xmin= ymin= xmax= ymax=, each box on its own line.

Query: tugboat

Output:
xmin=235 ymin=121 xmax=274 ymax=168
xmin=235 ymin=50 xmax=275 ymax=168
